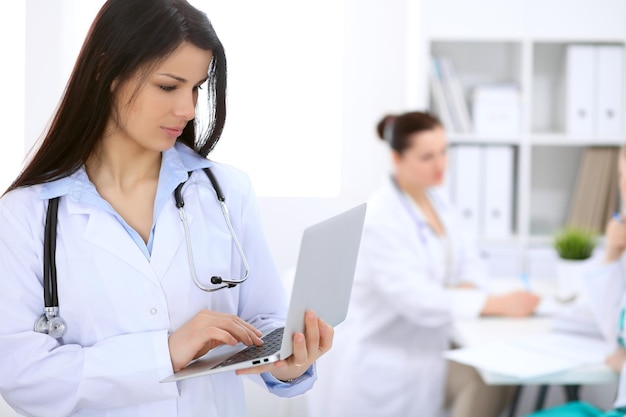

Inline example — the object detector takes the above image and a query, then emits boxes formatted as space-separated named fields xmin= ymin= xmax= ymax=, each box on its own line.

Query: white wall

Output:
xmin=0 ymin=2 xmax=25 ymax=194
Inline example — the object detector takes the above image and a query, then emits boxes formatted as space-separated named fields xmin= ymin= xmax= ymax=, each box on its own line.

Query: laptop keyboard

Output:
xmin=213 ymin=327 xmax=285 ymax=369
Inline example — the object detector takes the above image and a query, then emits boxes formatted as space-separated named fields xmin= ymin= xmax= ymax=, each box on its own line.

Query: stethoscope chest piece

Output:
xmin=34 ymin=307 xmax=67 ymax=339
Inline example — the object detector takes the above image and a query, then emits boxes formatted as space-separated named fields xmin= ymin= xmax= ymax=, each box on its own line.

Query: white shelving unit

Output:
xmin=408 ymin=0 xmax=626 ymax=278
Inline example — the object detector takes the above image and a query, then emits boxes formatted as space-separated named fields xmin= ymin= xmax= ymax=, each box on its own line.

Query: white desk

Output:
xmin=452 ymin=315 xmax=618 ymax=386
xmin=451 ymin=277 xmax=618 ymax=386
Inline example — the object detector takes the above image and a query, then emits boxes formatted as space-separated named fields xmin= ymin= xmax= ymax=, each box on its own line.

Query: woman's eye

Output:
xmin=159 ymin=85 xmax=176 ymax=92
xmin=193 ymin=84 xmax=204 ymax=91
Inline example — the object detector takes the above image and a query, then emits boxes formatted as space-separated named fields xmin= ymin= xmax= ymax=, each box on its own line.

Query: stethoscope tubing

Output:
xmin=390 ymin=176 xmax=430 ymax=245
xmin=44 ymin=197 xmax=59 ymax=308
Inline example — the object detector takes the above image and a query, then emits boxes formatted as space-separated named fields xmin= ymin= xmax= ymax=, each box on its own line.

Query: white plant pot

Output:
xmin=556 ymin=258 xmax=591 ymax=301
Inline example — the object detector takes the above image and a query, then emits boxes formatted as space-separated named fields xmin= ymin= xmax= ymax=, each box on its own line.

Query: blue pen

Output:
xmin=520 ymin=272 xmax=531 ymax=291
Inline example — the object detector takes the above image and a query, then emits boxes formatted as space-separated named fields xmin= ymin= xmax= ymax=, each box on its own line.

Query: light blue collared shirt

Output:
xmin=39 ymin=142 xmax=212 ymax=260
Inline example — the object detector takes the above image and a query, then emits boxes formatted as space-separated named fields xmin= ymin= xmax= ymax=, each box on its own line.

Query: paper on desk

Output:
xmin=535 ymin=295 xmax=559 ymax=316
xmin=513 ymin=333 xmax=610 ymax=364
xmin=444 ymin=333 xmax=610 ymax=379
xmin=550 ymin=302 xmax=603 ymax=338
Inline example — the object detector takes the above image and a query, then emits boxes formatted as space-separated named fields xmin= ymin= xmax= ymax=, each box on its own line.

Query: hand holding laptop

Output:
xmin=235 ymin=310 xmax=334 ymax=382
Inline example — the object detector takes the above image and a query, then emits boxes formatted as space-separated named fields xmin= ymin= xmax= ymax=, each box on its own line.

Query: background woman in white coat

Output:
xmin=0 ymin=1 xmax=332 ymax=416
xmin=309 ymin=111 xmax=540 ymax=417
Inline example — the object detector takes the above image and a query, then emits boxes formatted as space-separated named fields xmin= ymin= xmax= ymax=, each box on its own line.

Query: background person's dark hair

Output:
xmin=7 ymin=0 xmax=226 ymax=194
xmin=376 ymin=111 xmax=442 ymax=154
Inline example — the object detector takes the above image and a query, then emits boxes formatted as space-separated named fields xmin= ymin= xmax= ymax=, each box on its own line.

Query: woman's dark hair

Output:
xmin=7 ymin=0 xmax=226 ymax=193
xmin=376 ymin=111 xmax=442 ymax=154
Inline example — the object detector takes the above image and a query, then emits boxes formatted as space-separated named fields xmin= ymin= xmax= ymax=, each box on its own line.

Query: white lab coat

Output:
xmin=0 ymin=148 xmax=313 ymax=417
xmin=581 ymin=258 xmax=626 ymax=408
xmin=308 ymin=179 xmax=488 ymax=417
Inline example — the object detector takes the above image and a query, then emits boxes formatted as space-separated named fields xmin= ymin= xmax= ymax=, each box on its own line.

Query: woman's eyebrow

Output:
xmin=158 ymin=73 xmax=187 ymax=82
xmin=158 ymin=73 xmax=209 ymax=85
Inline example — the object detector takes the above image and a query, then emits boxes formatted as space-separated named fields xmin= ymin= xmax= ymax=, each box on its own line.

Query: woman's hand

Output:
xmin=481 ymin=290 xmax=541 ymax=318
xmin=606 ymin=346 xmax=626 ymax=373
xmin=235 ymin=310 xmax=334 ymax=382
xmin=168 ymin=309 xmax=264 ymax=372
xmin=604 ymin=215 xmax=626 ymax=263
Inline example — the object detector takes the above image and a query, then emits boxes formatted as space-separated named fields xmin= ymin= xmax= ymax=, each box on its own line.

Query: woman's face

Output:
xmin=106 ymin=42 xmax=213 ymax=153
xmin=393 ymin=126 xmax=448 ymax=189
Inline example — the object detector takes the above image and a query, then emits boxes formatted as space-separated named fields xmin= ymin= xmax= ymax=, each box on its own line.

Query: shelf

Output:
xmin=447 ymin=133 xmax=521 ymax=145
xmin=529 ymin=134 xmax=624 ymax=146
xmin=418 ymin=1 xmax=626 ymax=278
xmin=449 ymin=134 xmax=624 ymax=146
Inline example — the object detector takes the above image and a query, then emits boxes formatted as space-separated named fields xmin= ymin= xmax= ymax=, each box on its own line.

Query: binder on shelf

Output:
xmin=451 ymin=145 xmax=482 ymax=237
xmin=566 ymin=45 xmax=595 ymax=137
xmin=482 ymin=146 xmax=514 ymax=239
xmin=595 ymin=45 xmax=624 ymax=138
xmin=436 ymin=55 xmax=472 ymax=133
xmin=567 ymin=147 xmax=619 ymax=232
xmin=430 ymin=57 xmax=455 ymax=131
xmin=471 ymin=84 xmax=521 ymax=135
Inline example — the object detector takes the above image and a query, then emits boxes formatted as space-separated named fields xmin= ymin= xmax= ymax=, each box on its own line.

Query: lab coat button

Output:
xmin=150 ymin=308 xmax=158 ymax=315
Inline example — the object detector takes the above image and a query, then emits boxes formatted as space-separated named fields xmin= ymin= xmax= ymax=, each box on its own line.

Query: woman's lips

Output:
xmin=162 ymin=127 xmax=184 ymax=138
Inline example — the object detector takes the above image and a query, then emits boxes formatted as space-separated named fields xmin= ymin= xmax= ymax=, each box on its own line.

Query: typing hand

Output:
xmin=235 ymin=310 xmax=334 ymax=382
xmin=168 ymin=309 xmax=264 ymax=372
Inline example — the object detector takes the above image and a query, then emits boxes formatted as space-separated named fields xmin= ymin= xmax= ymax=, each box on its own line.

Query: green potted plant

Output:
xmin=554 ymin=227 xmax=596 ymax=260
xmin=553 ymin=227 xmax=597 ymax=301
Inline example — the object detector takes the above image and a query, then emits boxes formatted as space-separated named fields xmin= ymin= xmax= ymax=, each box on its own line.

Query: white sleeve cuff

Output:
xmin=446 ymin=289 xmax=488 ymax=319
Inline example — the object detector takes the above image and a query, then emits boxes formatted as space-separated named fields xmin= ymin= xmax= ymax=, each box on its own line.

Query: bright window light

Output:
xmin=192 ymin=1 xmax=343 ymax=197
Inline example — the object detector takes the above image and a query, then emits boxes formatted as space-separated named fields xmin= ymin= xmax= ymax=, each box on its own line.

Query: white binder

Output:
xmin=594 ymin=45 xmax=624 ymax=138
xmin=452 ymin=145 xmax=482 ymax=237
xmin=430 ymin=57 xmax=455 ymax=131
xmin=482 ymin=146 xmax=514 ymax=239
xmin=437 ymin=56 xmax=472 ymax=133
xmin=566 ymin=45 xmax=595 ymax=137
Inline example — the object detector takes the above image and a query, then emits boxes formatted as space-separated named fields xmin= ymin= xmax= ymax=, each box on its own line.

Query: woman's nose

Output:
xmin=174 ymin=91 xmax=196 ymax=121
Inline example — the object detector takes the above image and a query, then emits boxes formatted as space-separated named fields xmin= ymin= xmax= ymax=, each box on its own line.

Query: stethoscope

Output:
xmin=35 ymin=167 xmax=249 ymax=340
xmin=390 ymin=176 xmax=430 ymax=245
xmin=390 ymin=176 xmax=454 ymax=278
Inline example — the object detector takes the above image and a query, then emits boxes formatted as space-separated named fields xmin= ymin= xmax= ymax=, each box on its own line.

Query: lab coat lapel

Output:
xmin=150 ymin=198 xmax=190 ymax=279
xmin=78 ymin=205 xmax=158 ymax=283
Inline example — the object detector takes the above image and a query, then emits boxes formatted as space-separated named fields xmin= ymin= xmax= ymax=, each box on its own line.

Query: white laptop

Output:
xmin=161 ymin=203 xmax=367 ymax=382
